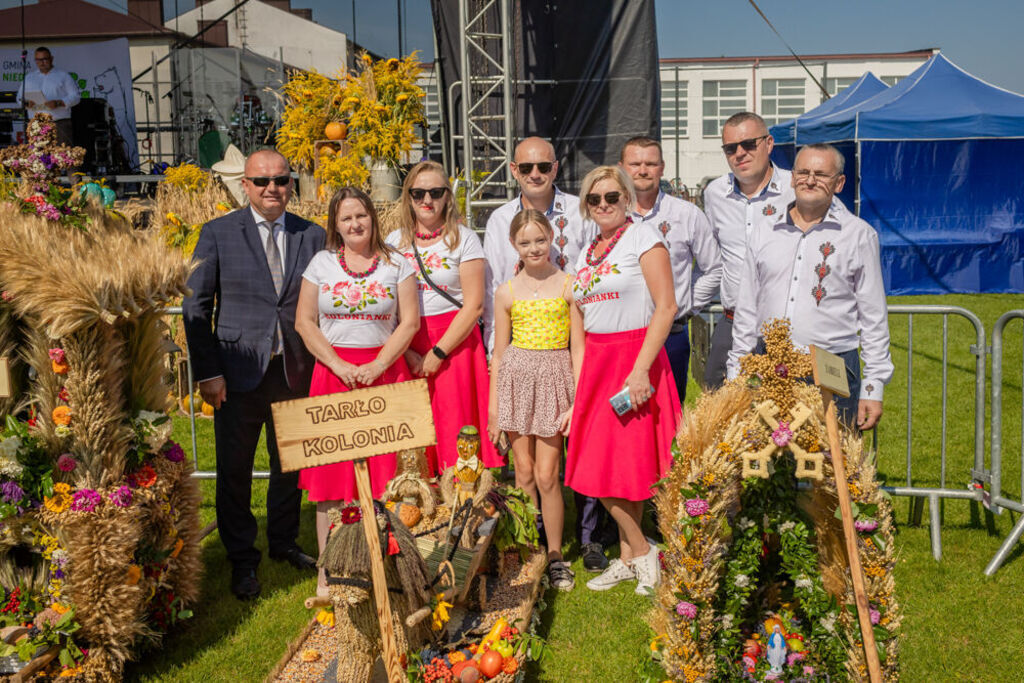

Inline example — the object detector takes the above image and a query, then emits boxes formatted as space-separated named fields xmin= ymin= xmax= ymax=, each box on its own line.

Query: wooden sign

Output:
xmin=272 ymin=379 xmax=435 ymax=473
xmin=0 ymin=357 xmax=10 ymax=399
xmin=809 ymin=345 xmax=850 ymax=398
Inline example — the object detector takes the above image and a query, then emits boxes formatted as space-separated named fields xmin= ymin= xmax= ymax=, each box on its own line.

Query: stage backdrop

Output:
xmin=0 ymin=38 xmax=137 ymax=168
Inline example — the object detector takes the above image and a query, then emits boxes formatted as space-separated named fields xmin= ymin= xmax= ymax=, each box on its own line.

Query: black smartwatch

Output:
xmin=431 ymin=345 xmax=448 ymax=360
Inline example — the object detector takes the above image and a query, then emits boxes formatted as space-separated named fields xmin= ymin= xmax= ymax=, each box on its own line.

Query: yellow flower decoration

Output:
xmin=430 ymin=596 xmax=452 ymax=631
xmin=316 ymin=607 xmax=335 ymax=627
xmin=45 ymin=485 xmax=72 ymax=513
xmin=52 ymin=406 xmax=71 ymax=426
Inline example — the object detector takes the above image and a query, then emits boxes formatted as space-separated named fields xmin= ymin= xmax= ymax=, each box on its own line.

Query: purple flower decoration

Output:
xmin=163 ymin=441 xmax=185 ymax=463
xmin=684 ymin=498 xmax=709 ymax=517
xmin=854 ymin=519 xmax=879 ymax=533
xmin=675 ymin=601 xmax=698 ymax=620
xmin=57 ymin=453 xmax=77 ymax=472
xmin=775 ymin=363 xmax=788 ymax=378
xmin=869 ymin=608 xmax=881 ymax=625
xmin=70 ymin=488 xmax=102 ymax=512
xmin=109 ymin=485 xmax=133 ymax=508
xmin=771 ymin=421 xmax=793 ymax=447
xmin=1 ymin=480 xmax=24 ymax=504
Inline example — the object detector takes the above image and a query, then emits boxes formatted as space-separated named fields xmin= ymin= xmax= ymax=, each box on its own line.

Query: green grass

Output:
xmin=125 ymin=293 xmax=1024 ymax=682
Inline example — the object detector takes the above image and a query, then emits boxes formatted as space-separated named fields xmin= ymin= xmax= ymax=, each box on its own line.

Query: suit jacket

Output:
xmin=183 ymin=208 xmax=326 ymax=394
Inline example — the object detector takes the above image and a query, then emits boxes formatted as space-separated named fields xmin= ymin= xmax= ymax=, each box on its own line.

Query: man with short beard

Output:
xmin=702 ymin=112 xmax=792 ymax=389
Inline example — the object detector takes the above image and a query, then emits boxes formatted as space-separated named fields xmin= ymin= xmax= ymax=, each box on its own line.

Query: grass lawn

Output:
xmin=125 ymin=293 xmax=1024 ymax=682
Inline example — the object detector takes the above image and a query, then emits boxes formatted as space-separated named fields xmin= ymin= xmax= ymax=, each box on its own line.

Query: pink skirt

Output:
xmin=298 ymin=346 xmax=413 ymax=502
xmin=565 ymin=328 xmax=681 ymax=501
xmin=411 ymin=310 xmax=503 ymax=472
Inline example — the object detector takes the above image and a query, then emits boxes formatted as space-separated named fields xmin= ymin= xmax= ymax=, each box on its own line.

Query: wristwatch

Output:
xmin=431 ymin=345 xmax=448 ymax=360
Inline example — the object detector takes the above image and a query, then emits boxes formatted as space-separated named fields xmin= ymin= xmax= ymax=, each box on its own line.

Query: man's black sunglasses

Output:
xmin=246 ymin=175 xmax=292 ymax=187
xmin=585 ymin=191 xmax=622 ymax=207
xmin=409 ymin=187 xmax=448 ymax=200
xmin=515 ymin=161 xmax=554 ymax=174
xmin=721 ymin=135 xmax=768 ymax=156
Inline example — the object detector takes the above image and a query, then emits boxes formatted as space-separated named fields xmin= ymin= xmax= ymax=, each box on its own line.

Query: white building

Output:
xmin=167 ymin=0 xmax=352 ymax=76
xmin=659 ymin=49 xmax=937 ymax=190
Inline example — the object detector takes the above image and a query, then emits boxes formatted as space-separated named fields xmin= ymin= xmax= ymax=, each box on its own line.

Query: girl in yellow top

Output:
xmin=487 ymin=209 xmax=584 ymax=591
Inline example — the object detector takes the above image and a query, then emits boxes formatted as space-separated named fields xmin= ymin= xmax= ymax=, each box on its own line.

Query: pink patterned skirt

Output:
xmin=298 ymin=345 xmax=412 ymax=502
xmin=410 ymin=310 xmax=503 ymax=473
xmin=565 ymin=328 xmax=681 ymax=501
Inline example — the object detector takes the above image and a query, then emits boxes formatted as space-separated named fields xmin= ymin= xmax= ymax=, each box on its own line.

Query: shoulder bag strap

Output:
xmin=412 ymin=243 xmax=464 ymax=309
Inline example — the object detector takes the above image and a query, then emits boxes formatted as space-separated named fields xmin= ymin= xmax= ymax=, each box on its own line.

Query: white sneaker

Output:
xmin=585 ymin=557 xmax=635 ymax=591
xmin=632 ymin=541 xmax=661 ymax=595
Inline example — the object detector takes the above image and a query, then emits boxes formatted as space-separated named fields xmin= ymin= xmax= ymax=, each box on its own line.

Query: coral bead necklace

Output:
xmin=415 ymin=224 xmax=444 ymax=240
xmin=338 ymin=249 xmax=380 ymax=278
xmin=585 ymin=220 xmax=630 ymax=266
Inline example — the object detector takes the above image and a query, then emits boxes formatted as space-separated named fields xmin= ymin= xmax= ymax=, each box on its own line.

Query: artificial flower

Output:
xmin=128 ymin=464 xmax=157 ymax=488
xmin=70 ymin=488 xmax=101 ymax=512
xmin=52 ymin=406 xmax=71 ymax=426
xmin=340 ymin=506 xmax=361 ymax=524
xmin=854 ymin=519 xmax=879 ymax=533
xmin=57 ymin=453 xmax=77 ymax=472
xmin=162 ymin=441 xmax=185 ymax=463
xmin=109 ymin=486 xmax=133 ymax=508
xmin=684 ymin=498 xmax=709 ymax=517
xmin=675 ymin=601 xmax=697 ymax=620
xmin=125 ymin=565 xmax=141 ymax=585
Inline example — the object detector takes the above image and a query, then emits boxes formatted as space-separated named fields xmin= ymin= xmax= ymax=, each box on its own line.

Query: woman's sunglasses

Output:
xmin=584 ymin=191 xmax=622 ymax=207
xmin=409 ymin=187 xmax=448 ymax=201
xmin=246 ymin=175 xmax=291 ymax=187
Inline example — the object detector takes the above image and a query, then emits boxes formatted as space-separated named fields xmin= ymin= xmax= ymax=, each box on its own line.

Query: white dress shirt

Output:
xmin=703 ymin=165 xmax=793 ymax=310
xmin=252 ymin=207 xmax=286 ymax=270
xmin=17 ymin=68 xmax=81 ymax=121
xmin=482 ymin=187 xmax=597 ymax=349
xmin=727 ymin=198 xmax=893 ymax=400
xmin=631 ymin=191 xmax=721 ymax=318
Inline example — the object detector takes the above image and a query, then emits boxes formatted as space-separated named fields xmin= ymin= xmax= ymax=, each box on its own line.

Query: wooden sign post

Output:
xmin=0 ymin=357 xmax=10 ymax=399
xmin=809 ymin=346 xmax=882 ymax=683
xmin=272 ymin=379 xmax=435 ymax=683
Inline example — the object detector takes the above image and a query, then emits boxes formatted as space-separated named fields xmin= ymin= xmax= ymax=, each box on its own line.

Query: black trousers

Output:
xmin=703 ymin=316 xmax=733 ymax=390
xmin=213 ymin=356 xmax=303 ymax=570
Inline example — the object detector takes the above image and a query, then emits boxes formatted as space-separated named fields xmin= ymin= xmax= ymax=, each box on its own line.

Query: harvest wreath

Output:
xmin=645 ymin=320 xmax=901 ymax=682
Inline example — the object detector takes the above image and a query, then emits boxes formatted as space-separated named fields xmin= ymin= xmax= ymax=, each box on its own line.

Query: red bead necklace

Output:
xmin=585 ymin=220 xmax=630 ymax=266
xmin=337 ymin=249 xmax=380 ymax=278
xmin=415 ymin=224 xmax=444 ymax=240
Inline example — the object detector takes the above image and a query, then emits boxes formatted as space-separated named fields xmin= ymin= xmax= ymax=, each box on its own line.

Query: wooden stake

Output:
xmin=353 ymin=459 xmax=406 ymax=683
xmin=821 ymin=387 xmax=883 ymax=683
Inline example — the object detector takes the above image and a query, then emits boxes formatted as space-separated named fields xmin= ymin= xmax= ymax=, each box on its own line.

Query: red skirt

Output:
xmin=565 ymin=328 xmax=681 ymax=501
xmin=411 ymin=310 xmax=503 ymax=472
xmin=298 ymin=346 xmax=413 ymax=502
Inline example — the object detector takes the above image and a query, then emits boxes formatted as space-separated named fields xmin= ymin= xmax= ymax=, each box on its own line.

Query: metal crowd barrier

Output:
xmin=706 ymin=304 xmax=989 ymax=561
xmin=984 ymin=310 xmax=1024 ymax=576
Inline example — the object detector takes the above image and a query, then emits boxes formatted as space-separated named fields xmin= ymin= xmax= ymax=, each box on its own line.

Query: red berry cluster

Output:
xmin=421 ymin=657 xmax=454 ymax=682
xmin=1 ymin=588 xmax=21 ymax=614
xmin=499 ymin=625 xmax=519 ymax=640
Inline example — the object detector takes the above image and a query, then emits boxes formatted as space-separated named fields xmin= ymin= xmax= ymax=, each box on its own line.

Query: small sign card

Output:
xmin=0 ymin=357 xmax=9 ymax=398
xmin=272 ymin=379 xmax=435 ymax=473
xmin=809 ymin=345 xmax=851 ymax=398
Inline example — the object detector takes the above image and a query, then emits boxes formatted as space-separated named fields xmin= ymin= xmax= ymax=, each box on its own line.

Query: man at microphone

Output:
xmin=17 ymin=47 xmax=80 ymax=145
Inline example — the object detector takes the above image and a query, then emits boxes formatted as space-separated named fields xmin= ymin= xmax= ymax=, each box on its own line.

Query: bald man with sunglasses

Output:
xmin=483 ymin=137 xmax=597 ymax=351
xmin=183 ymin=149 xmax=324 ymax=600
xmin=702 ymin=112 xmax=793 ymax=389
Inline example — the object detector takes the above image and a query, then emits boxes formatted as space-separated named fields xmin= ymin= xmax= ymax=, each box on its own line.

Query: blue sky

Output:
xmin=2 ymin=0 xmax=1021 ymax=92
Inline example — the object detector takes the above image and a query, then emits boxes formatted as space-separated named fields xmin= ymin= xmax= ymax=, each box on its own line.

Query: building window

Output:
xmin=662 ymin=79 xmax=688 ymax=139
xmin=702 ymin=80 xmax=746 ymax=137
xmin=881 ymin=75 xmax=903 ymax=86
xmin=824 ymin=76 xmax=858 ymax=96
xmin=761 ymin=78 xmax=805 ymax=126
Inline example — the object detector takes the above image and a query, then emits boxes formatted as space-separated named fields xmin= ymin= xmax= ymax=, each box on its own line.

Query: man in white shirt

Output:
xmin=17 ymin=47 xmax=81 ymax=145
xmin=727 ymin=144 xmax=893 ymax=430
xmin=482 ymin=136 xmax=596 ymax=351
xmin=703 ymin=112 xmax=793 ymax=389
xmin=619 ymin=136 xmax=721 ymax=404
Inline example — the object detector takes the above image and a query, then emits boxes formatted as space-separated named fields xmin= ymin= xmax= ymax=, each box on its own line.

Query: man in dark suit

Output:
xmin=183 ymin=149 xmax=325 ymax=599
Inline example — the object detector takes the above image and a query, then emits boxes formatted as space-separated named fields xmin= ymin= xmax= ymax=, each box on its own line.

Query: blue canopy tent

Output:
xmin=769 ymin=73 xmax=889 ymax=209
xmin=794 ymin=54 xmax=1024 ymax=294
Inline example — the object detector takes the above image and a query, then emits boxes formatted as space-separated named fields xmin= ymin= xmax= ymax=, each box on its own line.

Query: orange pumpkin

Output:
xmin=324 ymin=121 xmax=346 ymax=140
xmin=201 ymin=401 xmax=215 ymax=417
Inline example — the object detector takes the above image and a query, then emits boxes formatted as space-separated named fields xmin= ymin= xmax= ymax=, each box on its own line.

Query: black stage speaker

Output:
xmin=71 ymin=98 xmax=114 ymax=173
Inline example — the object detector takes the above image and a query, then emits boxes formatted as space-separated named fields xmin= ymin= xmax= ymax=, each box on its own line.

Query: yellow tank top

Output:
xmin=509 ymin=275 xmax=572 ymax=350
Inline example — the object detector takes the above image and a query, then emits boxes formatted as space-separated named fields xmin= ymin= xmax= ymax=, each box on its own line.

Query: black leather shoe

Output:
xmin=231 ymin=569 xmax=261 ymax=600
xmin=581 ymin=542 xmax=609 ymax=573
xmin=269 ymin=546 xmax=317 ymax=571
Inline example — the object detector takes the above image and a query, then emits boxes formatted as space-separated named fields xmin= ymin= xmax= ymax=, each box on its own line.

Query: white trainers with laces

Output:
xmin=585 ymin=557 xmax=635 ymax=591
xmin=632 ymin=541 xmax=661 ymax=595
